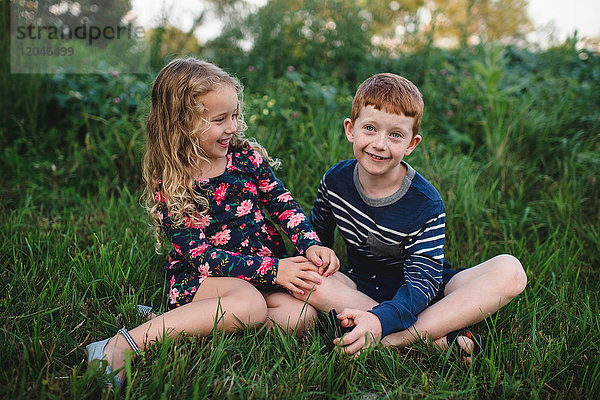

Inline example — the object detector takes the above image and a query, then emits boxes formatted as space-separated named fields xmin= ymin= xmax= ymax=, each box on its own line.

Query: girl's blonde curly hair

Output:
xmin=142 ymin=57 xmax=276 ymax=252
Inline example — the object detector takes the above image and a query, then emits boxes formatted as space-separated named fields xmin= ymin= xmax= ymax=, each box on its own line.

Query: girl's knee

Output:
xmin=302 ymin=304 xmax=318 ymax=326
xmin=294 ymin=303 xmax=318 ymax=334
xmin=494 ymin=254 xmax=527 ymax=297
xmin=228 ymin=283 xmax=268 ymax=326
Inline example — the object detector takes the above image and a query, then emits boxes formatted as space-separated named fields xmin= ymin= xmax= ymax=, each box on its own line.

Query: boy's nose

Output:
xmin=372 ymin=133 xmax=386 ymax=148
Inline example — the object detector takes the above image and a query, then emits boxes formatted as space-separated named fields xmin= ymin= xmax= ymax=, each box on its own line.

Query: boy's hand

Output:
xmin=333 ymin=309 xmax=382 ymax=355
xmin=305 ymin=245 xmax=340 ymax=276
xmin=276 ymin=256 xmax=322 ymax=295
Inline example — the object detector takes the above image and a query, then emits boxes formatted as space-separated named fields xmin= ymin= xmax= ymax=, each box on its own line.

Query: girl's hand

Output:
xmin=305 ymin=245 xmax=340 ymax=276
xmin=276 ymin=256 xmax=322 ymax=295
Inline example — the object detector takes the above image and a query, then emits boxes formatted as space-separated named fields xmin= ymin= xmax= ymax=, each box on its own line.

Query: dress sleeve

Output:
xmin=158 ymin=199 xmax=278 ymax=285
xmin=251 ymin=150 xmax=322 ymax=254
xmin=369 ymin=202 xmax=446 ymax=337
xmin=309 ymin=174 xmax=336 ymax=248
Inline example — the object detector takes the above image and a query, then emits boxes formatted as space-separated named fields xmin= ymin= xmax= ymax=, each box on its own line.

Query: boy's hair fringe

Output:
xmin=142 ymin=57 xmax=278 ymax=253
xmin=350 ymin=73 xmax=424 ymax=138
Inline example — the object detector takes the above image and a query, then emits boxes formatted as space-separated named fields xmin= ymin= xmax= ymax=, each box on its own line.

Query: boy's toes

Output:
xmin=444 ymin=328 xmax=483 ymax=362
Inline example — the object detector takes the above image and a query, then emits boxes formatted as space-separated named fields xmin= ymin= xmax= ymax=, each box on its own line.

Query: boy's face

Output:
xmin=344 ymin=105 xmax=421 ymax=183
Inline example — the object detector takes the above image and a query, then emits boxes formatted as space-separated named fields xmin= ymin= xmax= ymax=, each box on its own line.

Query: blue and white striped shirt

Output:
xmin=310 ymin=159 xmax=446 ymax=337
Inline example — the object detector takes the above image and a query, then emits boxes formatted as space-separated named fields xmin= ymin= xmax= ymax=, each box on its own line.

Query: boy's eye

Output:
xmin=365 ymin=125 xmax=375 ymax=131
xmin=390 ymin=132 xmax=401 ymax=138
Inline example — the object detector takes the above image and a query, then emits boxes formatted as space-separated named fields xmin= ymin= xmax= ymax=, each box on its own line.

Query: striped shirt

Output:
xmin=309 ymin=159 xmax=446 ymax=337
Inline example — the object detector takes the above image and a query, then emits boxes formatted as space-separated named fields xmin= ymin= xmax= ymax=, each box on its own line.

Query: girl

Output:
xmin=86 ymin=58 xmax=339 ymax=388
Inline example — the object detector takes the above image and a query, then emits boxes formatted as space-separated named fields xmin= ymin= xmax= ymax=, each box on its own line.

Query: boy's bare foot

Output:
xmin=434 ymin=330 xmax=481 ymax=364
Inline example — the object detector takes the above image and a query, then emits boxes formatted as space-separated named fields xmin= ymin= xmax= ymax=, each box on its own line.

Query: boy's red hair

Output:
xmin=350 ymin=73 xmax=424 ymax=138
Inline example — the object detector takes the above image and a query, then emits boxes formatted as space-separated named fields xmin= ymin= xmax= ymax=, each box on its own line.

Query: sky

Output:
xmin=130 ymin=0 xmax=600 ymax=46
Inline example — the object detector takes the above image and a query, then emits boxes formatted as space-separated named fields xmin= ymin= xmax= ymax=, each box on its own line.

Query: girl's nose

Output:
xmin=225 ymin=117 xmax=237 ymax=134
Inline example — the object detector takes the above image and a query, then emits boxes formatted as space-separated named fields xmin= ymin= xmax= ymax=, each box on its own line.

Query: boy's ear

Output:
xmin=404 ymin=134 xmax=422 ymax=156
xmin=343 ymin=118 xmax=355 ymax=143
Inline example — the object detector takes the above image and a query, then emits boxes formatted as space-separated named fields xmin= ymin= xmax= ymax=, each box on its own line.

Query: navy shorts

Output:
xmin=428 ymin=265 xmax=466 ymax=305
xmin=342 ymin=263 xmax=466 ymax=306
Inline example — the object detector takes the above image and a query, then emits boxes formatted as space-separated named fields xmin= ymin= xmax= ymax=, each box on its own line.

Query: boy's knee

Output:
xmin=495 ymin=254 xmax=527 ymax=297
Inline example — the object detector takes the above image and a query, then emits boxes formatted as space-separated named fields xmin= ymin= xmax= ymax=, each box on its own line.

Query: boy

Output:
xmin=297 ymin=73 xmax=527 ymax=359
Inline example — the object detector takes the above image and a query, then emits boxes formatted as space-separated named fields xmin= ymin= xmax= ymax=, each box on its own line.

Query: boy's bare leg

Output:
xmin=295 ymin=254 xmax=526 ymax=361
xmin=293 ymin=271 xmax=378 ymax=312
xmin=261 ymin=291 xmax=319 ymax=335
xmin=381 ymin=254 xmax=527 ymax=360
xmin=99 ymin=277 xmax=268 ymax=383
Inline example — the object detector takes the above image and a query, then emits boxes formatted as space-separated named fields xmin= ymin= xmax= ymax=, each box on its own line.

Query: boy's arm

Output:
xmin=308 ymin=175 xmax=336 ymax=248
xmin=369 ymin=204 xmax=446 ymax=337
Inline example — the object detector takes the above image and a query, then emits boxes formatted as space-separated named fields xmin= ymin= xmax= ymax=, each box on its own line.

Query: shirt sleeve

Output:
xmin=369 ymin=202 xmax=446 ymax=337
xmin=252 ymin=150 xmax=322 ymax=254
xmin=158 ymin=200 xmax=278 ymax=285
xmin=309 ymin=174 xmax=336 ymax=248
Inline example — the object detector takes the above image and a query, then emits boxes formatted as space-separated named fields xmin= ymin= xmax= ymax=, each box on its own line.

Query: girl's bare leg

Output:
xmin=262 ymin=291 xmax=318 ymax=335
xmin=100 ymin=277 xmax=268 ymax=382
xmin=381 ymin=254 xmax=527 ymax=360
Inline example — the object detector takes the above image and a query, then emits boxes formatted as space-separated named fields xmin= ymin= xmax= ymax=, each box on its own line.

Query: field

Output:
xmin=1 ymin=27 xmax=600 ymax=399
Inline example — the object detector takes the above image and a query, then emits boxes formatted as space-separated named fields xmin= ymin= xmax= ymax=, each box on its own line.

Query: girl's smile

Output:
xmin=195 ymin=85 xmax=239 ymax=176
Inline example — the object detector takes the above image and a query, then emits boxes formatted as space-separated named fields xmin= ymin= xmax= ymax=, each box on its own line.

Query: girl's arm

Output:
xmin=158 ymin=201 xmax=321 ymax=294
xmin=158 ymin=200 xmax=279 ymax=285
xmin=253 ymin=151 xmax=322 ymax=255
xmin=253 ymin=150 xmax=339 ymax=274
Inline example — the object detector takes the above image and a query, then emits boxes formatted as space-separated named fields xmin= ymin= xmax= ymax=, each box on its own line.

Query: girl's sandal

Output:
xmin=136 ymin=304 xmax=156 ymax=320
xmin=446 ymin=328 xmax=484 ymax=358
xmin=86 ymin=328 xmax=141 ymax=389
xmin=116 ymin=305 xmax=158 ymax=324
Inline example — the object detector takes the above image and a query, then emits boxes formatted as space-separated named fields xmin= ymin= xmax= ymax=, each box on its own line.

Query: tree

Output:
xmin=425 ymin=0 xmax=533 ymax=46
xmin=209 ymin=0 xmax=427 ymax=80
xmin=12 ymin=0 xmax=132 ymax=30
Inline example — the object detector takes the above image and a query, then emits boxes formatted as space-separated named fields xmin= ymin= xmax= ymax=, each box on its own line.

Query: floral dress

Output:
xmin=156 ymin=145 xmax=322 ymax=309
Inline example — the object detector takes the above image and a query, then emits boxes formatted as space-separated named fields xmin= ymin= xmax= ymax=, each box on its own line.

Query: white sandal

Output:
xmin=86 ymin=327 xmax=141 ymax=389
xmin=136 ymin=304 xmax=156 ymax=320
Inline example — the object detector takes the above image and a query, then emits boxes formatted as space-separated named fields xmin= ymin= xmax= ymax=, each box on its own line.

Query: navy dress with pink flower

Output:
xmin=156 ymin=145 xmax=322 ymax=309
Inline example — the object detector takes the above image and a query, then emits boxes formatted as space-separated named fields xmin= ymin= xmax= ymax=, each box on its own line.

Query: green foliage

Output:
xmin=2 ymin=25 xmax=600 ymax=398
xmin=209 ymin=0 xmax=377 ymax=81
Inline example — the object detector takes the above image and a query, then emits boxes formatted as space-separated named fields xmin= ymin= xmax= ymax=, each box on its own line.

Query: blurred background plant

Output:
xmin=1 ymin=0 xmax=599 ymax=398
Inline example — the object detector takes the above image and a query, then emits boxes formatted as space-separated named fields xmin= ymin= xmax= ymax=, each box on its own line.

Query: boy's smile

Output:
xmin=344 ymin=106 xmax=421 ymax=197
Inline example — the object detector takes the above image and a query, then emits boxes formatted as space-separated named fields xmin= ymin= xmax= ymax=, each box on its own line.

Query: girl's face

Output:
xmin=196 ymin=84 xmax=239 ymax=169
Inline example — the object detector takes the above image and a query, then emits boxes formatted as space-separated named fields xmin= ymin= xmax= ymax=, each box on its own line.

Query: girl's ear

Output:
xmin=344 ymin=118 xmax=355 ymax=143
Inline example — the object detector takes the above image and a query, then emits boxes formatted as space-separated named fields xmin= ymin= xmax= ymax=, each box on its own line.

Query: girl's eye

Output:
xmin=214 ymin=117 xmax=225 ymax=123
xmin=232 ymin=113 xmax=238 ymax=120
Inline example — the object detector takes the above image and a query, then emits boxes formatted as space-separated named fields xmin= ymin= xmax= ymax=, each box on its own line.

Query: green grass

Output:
xmin=1 ymin=41 xmax=599 ymax=398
